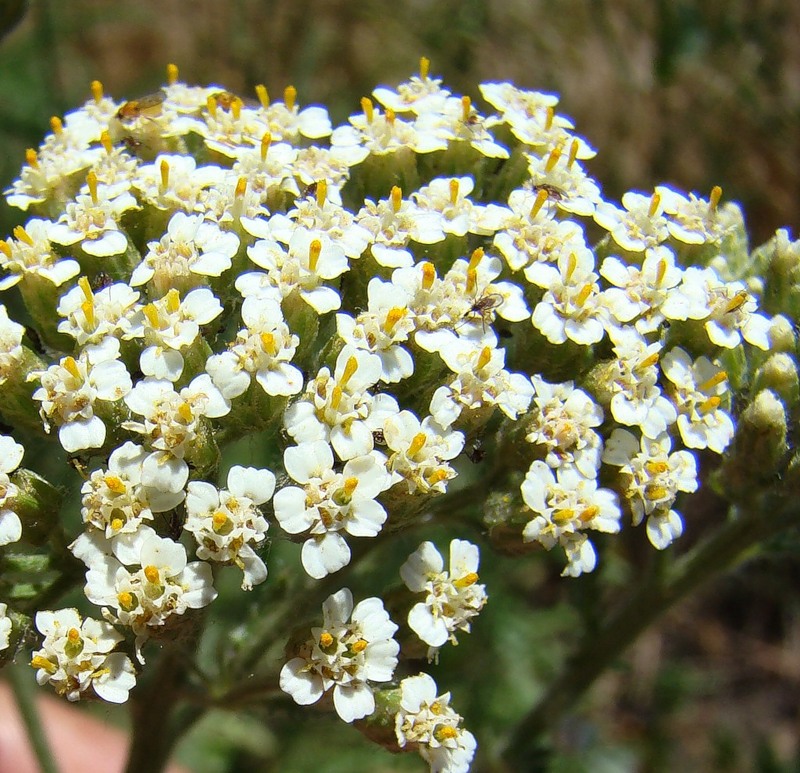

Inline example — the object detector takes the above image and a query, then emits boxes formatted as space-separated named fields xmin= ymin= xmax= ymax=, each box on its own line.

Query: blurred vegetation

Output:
xmin=1 ymin=1 xmax=799 ymax=772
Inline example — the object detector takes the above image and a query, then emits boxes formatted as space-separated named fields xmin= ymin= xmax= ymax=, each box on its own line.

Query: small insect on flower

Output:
xmin=531 ymin=183 xmax=567 ymax=202
xmin=116 ymin=91 xmax=166 ymax=122
xmin=460 ymin=292 xmax=504 ymax=333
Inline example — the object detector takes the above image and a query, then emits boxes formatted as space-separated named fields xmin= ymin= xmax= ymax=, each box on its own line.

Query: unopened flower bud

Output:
xmin=768 ymin=314 xmax=796 ymax=353
xmin=754 ymin=353 xmax=799 ymax=407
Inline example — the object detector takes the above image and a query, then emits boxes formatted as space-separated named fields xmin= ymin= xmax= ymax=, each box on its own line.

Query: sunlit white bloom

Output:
xmin=260 ymin=93 xmax=333 ymax=142
xmin=0 ymin=219 xmax=79 ymax=290
xmin=526 ymin=145 xmax=602 ymax=217
xmin=80 ymin=441 xmax=184 ymax=540
xmin=395 ymin=672 xmax=477 ymax=773
xmin=0 ymin=603 xmax=11 ymax=651
xmin=31 ymin=608 xmax=136 ymax=703
xmin=525 ymin=376 xmax=604 ymax=478
xmin=661 ymin=347 xmax=734 ymax=453
xmin=292 ymin=146 xmax=351 ymax=205
xmin=133 ymin=154 xmax=225 ymax=213
xmin=0 ymin=306 xmax=26 ymax=387
xmin=274 ymin=441 xmax=392 ymax=578
xmin=206 ymin=296 xmax=302 ymax=399
xmin=57 ymin=278 xmax=141 ymax=346
xmin=384 ymin=411 xmax=464 ymax=495
xmin=373 ymin=69 xmax=451 ymax=115
xmin=130 ymin=212 xmax=240 ymax=295
xmin=658 ymin=186 xmax=741 ymax=246
xmin=195 ymin=100 xmax=269 ymax=158
xmin=76 ymin=528 xmax=217 ymax=661
xmin=594 ymin=190 xmax=670 ymax=252
xmin=401 ymin=540 xmax=487 ymax=655
xmin=284 ymin=346 xmax=399 ymax=460
xmin=530 ymin=249 xmax=607 ymax=345
xmin=232 ymin=139 xmax=300 ymax=206
xmin=521 ymin=461 xmax=621 ymax=577
xmin=603 ymin=429 xmax=698 ymax=549
xmin=48 ymin=181 xmax=138 ymax=257
xmin=184 ymin=465 xmax=275 ymax=590
xmin=0 ymin=435 xmax=25 ymax=546
xmin=413 ymin=176 xmax=508 ymax=237
xmin=279 ymin=588 xmax=399 ymax=722
xmin=122 ymin=375 xmax=230 ymax=493
xmin=30 ymin=337 xmax=132 ymax=452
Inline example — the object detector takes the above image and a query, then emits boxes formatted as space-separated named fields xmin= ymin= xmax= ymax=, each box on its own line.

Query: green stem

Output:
xmin=500 ymin=492 xmax=800 ymax=767
xmin=7 ymin=663 xmax=59 ymax=773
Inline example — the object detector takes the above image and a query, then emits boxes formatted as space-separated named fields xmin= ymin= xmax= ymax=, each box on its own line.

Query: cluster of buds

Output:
xmin=0 ymin=57 xmax=794 ymax=773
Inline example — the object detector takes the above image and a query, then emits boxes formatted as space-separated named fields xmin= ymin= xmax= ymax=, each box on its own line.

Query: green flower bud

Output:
xmin=768 ymin=314 xmax=796 ymax=353
xmin=753 ymin=353 xmax=799 ymax=407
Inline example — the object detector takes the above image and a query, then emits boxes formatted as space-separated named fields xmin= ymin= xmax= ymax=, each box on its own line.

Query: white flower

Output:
xmin=602 ymin=429 xmax=698 ymax=549
xmin=526 ymin=144 xmax=602 ymax=217
xmin=594 ymin=190 xmax=670 ymax=252
xmin=0 ymin=435 xmax=24 ymax=546
xmin=184 ymin=465 xmax=275 ymax=590
xmin=122 ymin=375 xmax=230 ymax=492
xmin=384 ymin=411 xmax=464 ymax=495
xmin=30 ymin=337 xmax=132 ymax=452
xmin=0 ymin=218 xmax=79 ymax=290
xmin=130 ymin=212 xmax=240 ymax=295
xmin=57 ymin=277 xmax=141 ymax=346
xmin=659 ymin=185 xmax=741 ymax=246
xmin=273 ymin=442 xmax=392 ymax=579
xmin=413 ymin=176 xmax=508 ymax=237
xmin=30 ymin=608 xmax=136 ymax=703
xmin=661 ymin=347 xmax=734 ymax=453
xmin=259 ymin=88 xmax=333 ymax=142
xmin=521 ymin=461 xmax=621 ymax=577
xmin=133 ymin=154 xmax=225 ymax=212
xmin=401 ymin=540 xmax=487 ymax=656
xmin=279 ymin=588 xmax=399 ymax=722
xmin=525 ymin=376 xmax=604 ymax=478
xmin=80 ymin=441 xmax=184 ymax=540
xmin=0 ymin=603 xmax=11 ymax=651
xmin=395 ymin=672 xmax=477 ymax=773
xmin=0 ymin=305 xmax=25 ymax=386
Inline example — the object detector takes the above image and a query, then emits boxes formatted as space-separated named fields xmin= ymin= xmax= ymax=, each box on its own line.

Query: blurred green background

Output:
xmin=1 ymin=1 xmax=799 ymax=771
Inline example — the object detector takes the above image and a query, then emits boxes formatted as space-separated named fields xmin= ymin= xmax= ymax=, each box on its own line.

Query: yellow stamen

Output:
xmin=316 ymin=179 xmax=327 ymax=208
xmin=466 ymin=267 xmax=478 ymax=296
xmin=0 ymin=241 xmax=10 ymax=259
xmin=340 ymin=355 xmax=358 ymax=389
xmin=144 ymin=565 xmax=160 ymax=584
xmin=645 ymin=484 xmax=668 ymax=500
xmin=709 ymin=185 xmax=722 ymax=212
xmin=386 ymin=107 xmax=395 ymax=125
xmin=435 ymin=726 xmax=459 ymax=742
xmin=166 ymin=63 xmax=179 ymax=85
xmin=579 ymin=505 xmax=599 ymax=523
xmin=100 ymin=130 xmax=113 ymax=155
xmin=178 ymin=402 xmax=194 ymax=423
xmin=143 ymin=303 xmax=161 ymax=329
xmin=700 ymin=371 xmax=727 ymax=392
xmin=231 ymin=97 xmax=242 ymax=122
xmin=645 ymin=461 xmax=669 ymax=475
xmin=212 ymin=511 xmax=230 ymax=533
xmin=530 ymin=188 xmax=549 ymax=219
xmin=330 ymin=385 xmax=343 ymax=411
xmin=476 ymin=346 xmax=492 ymax=372
xmin=160 ymin=159 xmax=170 ymax=191
xmin=87 ymin=171 xmax=99 ymax=204
xmin=81 ymin=298 xmax=95 ymax=328
xmin=308 ymin=239 xmax=322 ymax=273
xmin=468 ymin=247 xmax=484 ymax=271
xmin=63 ymin=356 xmax=81 ymax=379
xmin=30 ymin=655 xmax=56 ymax=673
xmin=552 ymin=508 xmax=574 ymax=525
xmin=648 ymin=192 xmax=661 ymax=218
xmin=255 ymin=84 xmax=269 ymax=109
xmin=461 ymin=95 xmax=472 ymax=123
xmin=454 ymin=572 xmax=478 ymax=589
xmin=206 ymin=94 xmax=218 ymax=119
xmin=260 ymin=132 xmax=271 ymax=162
xmin=90 ymin=80 xmax=103 ymax=103
xmin=545 ymin=144 xmax=563 ymax=173
xmin=449 ymin=178 xmax=459 ymax=205
xmin=382 ymin=307 xmax=404 ymax=333
xmin=427 ymin=469 xmax=449 ymax=485
xmin=284 ymin=85 xmax=297 ymax=110
xmin=544 ymin=106 xmax=554 ymax=131
xmin=342 ymin=476 xmax=359 ymax=497
xmin=636 ymin=352 xmax=660 ymax=371
xmin=165 ymin=288 xmax=180 ymax=314
xmin=656 ymin=258 xmax=667 ymax=287
xmin=565 ymin=252 xmax=577 ymax=283
xmin=575 ymin=283 xmax=593 ymax=307
xmin=13 ymin=225 xmax=33 ymax=246
xmin=408 ymin=432 xmax=427 ymax=457
xmin=117 ymin=591 xmax=135 ymax=611
xmin=567 ymin=139 xmax=578 ymax=168
xmin=104 ymin=474 xmax=126 ymax=494
xmin=698 ymin=395 xmax=721 ymax=414
xmin=235 ymin=176 xmax=247 ymax=199
xmin=421 ymin=262 xmax=436 ymax=290
xmin=25 ymin=148 xmax=38 ymax=169
xmin=351 ymin=638 xmax=368 ymax=654
xmin=391 ymin=185 xmax=402 ymax=212
xmin=361 ymin=96 xmax=374 ymax=123
xmin=67 ymin=627 xmax=81 ymax=644
xmin=419 ymin=56 xmax=430 ymax=79
xmin=50 ymin=116 xmax=63 ymax=136
xmin=319 ymin=631 xmax=334 ymax=648
xmin=260 ymin=332 xmax=277 ymax=356
xmin=110 ymin=517 xmax=124 ymax=532
xmin=79 ymin=276 xmax=93 ymax=302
